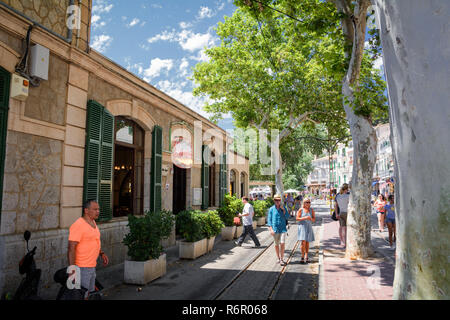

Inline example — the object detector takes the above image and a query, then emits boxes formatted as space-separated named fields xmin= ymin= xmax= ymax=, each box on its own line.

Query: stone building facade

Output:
xmin=0 ymin=1 xmax=248 ymax=297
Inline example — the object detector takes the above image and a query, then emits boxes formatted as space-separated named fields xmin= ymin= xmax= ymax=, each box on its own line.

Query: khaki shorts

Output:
xmin=273 ymin=232 xmax=287 ymax=245
xmin=339 ymin=212 xmax=347 ymax=227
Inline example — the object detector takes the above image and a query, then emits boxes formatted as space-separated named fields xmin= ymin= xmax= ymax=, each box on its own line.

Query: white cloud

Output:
xmin=178 ymin=58 xmax=191 ymax=77
xmin=197 ymin=6 xmax=215 ymax=19
xmin=127 ymin=18 xmax=140 ymax=28
xmin=178 ymin=30 xmax=216 ymax=52
xmin=91 ymin=1 xmax=113 ymax=29
xmin=156 ymin=80 xmax=212 ymax=118
xmin=143 ymin=58 xmax=174 ymax=81
xmin=147 ymin=29 xmax=178 ymax=43
xmin=179 ymin=21 xmax=193 ymax=29
xmin=189 ymin=49 xmax=210 ymax=63
xmin=92 ymin=1 xmax=114 ymax=14
xmin=147 ymin=29 xmax=217 ymax=52
xmin=91 ymin=34 xmax=113 ymax=53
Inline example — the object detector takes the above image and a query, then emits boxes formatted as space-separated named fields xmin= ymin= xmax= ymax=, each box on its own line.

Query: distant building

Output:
xmin=306 ymin=123 xmax=394 ymax=195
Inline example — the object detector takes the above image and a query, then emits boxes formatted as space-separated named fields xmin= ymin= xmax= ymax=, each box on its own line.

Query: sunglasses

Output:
xmin=305 ymin=202 xmax=310 ymax=203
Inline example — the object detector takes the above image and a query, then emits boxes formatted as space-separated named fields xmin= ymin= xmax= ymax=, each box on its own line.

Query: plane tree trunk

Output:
xmin=374 ymin=0 xmax=450 ymax=299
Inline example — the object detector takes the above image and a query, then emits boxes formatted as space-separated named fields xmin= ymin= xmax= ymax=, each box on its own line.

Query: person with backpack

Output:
xmin=296 ymin=198 xmax=316 ymax=264
xmin=235 ymin=197 xmax=261 ymax=247
xmin=267 ymin=194 xmax=290 ymax=266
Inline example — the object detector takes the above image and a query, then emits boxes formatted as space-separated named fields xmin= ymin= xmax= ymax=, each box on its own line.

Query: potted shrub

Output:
xmin=218 ymin=194 xmax=242 ymax=240
xmin=253 ymin=200 xmax=268 ymax=226
xmin=201 ymin=210 xmax=224 ymax=252
xmin=122 ymin=210 xmax=174 ymax=285
xmin=176 ymin=210 xmax=207 ymax=259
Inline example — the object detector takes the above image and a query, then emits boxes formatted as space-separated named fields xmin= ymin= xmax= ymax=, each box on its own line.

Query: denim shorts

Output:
xmin=386 ymin=217 xmax=396 ymax=224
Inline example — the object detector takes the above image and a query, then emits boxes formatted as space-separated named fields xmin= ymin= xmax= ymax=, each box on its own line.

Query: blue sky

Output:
xmin=90 ymin=0 xmax=237 ymax=131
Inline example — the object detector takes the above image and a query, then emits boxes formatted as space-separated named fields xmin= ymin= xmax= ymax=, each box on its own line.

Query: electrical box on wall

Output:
xmin=10 ymin=74 xmax=29 ymax=101
xmin=30 ymin=44 xmax=49 ymax=80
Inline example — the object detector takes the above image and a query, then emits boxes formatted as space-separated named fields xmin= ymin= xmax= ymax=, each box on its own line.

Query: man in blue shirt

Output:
xmin=267 ymin=194 xmax=290 ymax=266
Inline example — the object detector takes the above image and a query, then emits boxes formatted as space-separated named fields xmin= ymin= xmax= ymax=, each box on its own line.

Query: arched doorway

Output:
xmin=209 ymin=151 xmax=216 ymax=206
xmin=240 ymin=172 xmax=246 ymax=198
xmin=113 ymin=117 xmax=144 ymax=217
xmin=230 ymin=169 xmax=237 ymax=196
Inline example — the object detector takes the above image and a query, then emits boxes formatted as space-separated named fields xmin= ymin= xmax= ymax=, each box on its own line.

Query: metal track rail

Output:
xmin=212 ymin=222 xmax=299 ymax=300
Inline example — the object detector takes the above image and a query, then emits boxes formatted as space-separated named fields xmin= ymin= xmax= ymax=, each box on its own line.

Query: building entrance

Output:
xmin=173 ymin=164 xmax=187 ymax=214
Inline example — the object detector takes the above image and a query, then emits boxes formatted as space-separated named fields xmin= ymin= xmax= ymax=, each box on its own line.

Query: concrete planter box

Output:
xmin=221 ymin=226 xmax=236 ymax=241
xmin=206 ymin=236 xmax=216 ymax=253
xmin=252 ymin=221 xmax=257 ymax=229
xmin=234 ymin=225 xmax=244 ymax=239
xmin=179 ymin=238 xmax=207 ymax=259
xmin=124 ymin=253 xmax=166 ymax=285
xmin=257 ymin=217 xmax=266 ymax=226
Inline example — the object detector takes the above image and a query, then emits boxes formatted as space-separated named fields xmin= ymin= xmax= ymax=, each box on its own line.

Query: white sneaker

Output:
xmin=390 ymin=243 xmax=396 ymax=250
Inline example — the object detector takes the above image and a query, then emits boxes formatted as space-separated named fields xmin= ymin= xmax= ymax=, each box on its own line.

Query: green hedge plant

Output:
xmin=123 ymin=210 xmax=174 ymax=261
xmin=252 ymin=200 xmax=269 ymax=219
xmin=218 ymin=194 xmax=244 ymax=227
xmin=200 ymin=210 xmax=224 ymax=238
xmin=176 ymin=210 xmax=205 ymax=242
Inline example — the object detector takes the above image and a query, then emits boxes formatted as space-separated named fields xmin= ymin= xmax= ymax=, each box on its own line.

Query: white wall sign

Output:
xmin=193 ymin=188 xmax=202 ymax=206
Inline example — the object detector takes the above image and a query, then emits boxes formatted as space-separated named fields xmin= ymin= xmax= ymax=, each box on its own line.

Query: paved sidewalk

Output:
xmin=319 ymin=214 xmax=395 ymax=300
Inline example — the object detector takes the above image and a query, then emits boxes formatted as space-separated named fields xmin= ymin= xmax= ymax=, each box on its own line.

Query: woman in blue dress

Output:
xmin=296 ymin=198 xmax=316 ymax=264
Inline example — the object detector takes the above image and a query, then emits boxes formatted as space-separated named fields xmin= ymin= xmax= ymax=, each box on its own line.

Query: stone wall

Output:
xmin=0 ymin=219 xmax=130 ymax=298
xmin=24 ymin=54 xmax=68 ymax=126
xmin=1 ymin=131 xmax=62 ymax=235
xmin=2 ymin=0 xmax=70 ymax=38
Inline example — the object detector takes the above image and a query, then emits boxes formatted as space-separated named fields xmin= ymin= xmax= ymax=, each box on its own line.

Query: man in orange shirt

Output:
xmin=68 ymin=200 xmax=109 ymax=298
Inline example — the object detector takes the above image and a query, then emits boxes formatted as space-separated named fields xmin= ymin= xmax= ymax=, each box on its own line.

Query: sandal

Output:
xmin=280 ymin=260 xmax=286 ymax=266
xmin=305 ymin=258 xmax=310 ymax=264
xmin=300 ymin=258 xmax=305 ymax=264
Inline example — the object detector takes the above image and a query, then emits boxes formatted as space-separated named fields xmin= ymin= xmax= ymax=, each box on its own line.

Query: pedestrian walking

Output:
xmin=373 ymin=194 xmax=387 ymax=231
xmin=293 ymin=195 xmax=302 ymax=215
xmin=235 ymin=197 xmax=261 ymax=247
xmin=335 ymin=183 xmax=350 ymax=247
xmin=68 ymin=199 xmax=109 ymax=299
xmin=384 ymin=195 xmax=396 ymax=249
xmin=296 ymin=198 xmax=315 ymax=264
xmin=286 ymin=193 xmax=294 ymax=216
xmin=267 ymin=194 xmax=290 ymax=266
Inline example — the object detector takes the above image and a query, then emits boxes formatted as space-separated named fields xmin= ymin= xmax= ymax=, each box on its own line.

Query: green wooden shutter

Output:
xmin=219 ymin=153 xmax=227 ymax=207
xmin=84 ymin=100 xmax=114 ymax=221
xmin=151 ymin=125 xmax=162 ymax=213
xmin=98 ymin=108 xmax=114 ymax=221
xmin=201 ymin=145 xmax=209 ymax=209
xmin=0 ymin=67 xmax=11 ymax=213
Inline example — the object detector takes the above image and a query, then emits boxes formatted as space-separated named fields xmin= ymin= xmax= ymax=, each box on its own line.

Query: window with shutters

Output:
xmin=151 ymin=125 xmax=163 ymax=213
xmin=113 ymin=117 xmax=144 ymax=217
xmin=84 ymin=100 xmax=114 ymax=222
xmin=201 ymin=145 xmax=210 ymax=210
xmin=0 ymin=67 xmax=11 ymax=213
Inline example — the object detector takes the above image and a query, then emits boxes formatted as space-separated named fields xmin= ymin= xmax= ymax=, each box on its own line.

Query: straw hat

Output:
xmin=273 ymin=194 xmax=282 ymax=200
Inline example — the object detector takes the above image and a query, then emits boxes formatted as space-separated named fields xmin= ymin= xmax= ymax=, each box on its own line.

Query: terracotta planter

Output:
xmin=234 ymin=225 xmax=244 ymax=239
xmin=257 ymin=217 xmax=266 ymax=226
xmin=221 ymin=226 xmax=236 ymax=241
xmin=124 ymin=253 xmax=166 ymax=285
xmin=206 ymin=236 xmax=216 ymax=252
xmin=179 ymin=238 xmax=207 ymax=259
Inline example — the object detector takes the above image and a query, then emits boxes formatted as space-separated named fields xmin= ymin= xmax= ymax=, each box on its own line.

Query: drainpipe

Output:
xmin=86 ymin=0 xmax=91 ymax=53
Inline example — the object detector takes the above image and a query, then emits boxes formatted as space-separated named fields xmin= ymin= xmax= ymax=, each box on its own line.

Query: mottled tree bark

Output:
xmin=374 ymin=0 xmax=450 ymax=299
xmin=336 ymin=0 xmax=377 ymax=259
